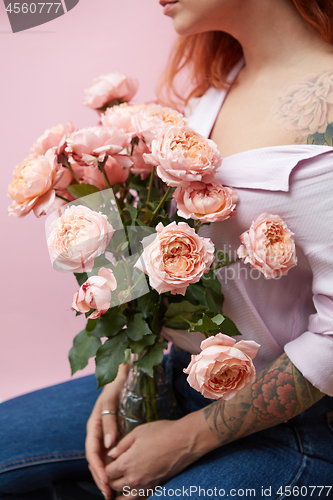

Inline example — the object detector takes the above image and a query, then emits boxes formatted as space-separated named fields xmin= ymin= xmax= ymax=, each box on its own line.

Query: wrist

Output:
xmin=176 ymin=407 xmax=222 ymax=459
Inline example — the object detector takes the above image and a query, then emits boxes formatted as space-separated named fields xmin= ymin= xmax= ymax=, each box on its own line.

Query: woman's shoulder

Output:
xmin=273 ymin=53 xmax=333 ymax=148
xmin=195 ymin=52 xmax=333 ymax=156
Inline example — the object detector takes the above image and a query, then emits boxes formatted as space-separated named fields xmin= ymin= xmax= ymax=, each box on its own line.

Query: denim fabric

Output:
xmin=157 ymin=347 xmax=333 ymax=499
xmin=163 ymin=346 xmax=214 ymax=414
xmin=0 ymin=376 xmax=101 ymax=499
xmin=1 ymin=350 xmax=333 ymax=500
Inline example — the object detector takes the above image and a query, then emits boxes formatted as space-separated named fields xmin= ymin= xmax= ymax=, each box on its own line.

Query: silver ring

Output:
xmin=101 ymin=410 xmax=117 ymax=416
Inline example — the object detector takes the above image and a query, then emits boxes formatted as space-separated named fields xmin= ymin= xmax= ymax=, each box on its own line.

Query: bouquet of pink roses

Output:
xmin=7 ymin=72 xmax=297 ymax=428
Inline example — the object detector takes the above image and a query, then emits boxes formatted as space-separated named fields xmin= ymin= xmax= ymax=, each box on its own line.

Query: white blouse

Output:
xmin=166 ymin=60 xmax=333 ymax=397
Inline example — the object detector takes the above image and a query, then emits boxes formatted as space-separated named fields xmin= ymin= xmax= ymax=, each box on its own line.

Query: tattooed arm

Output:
xmin=199 ymin=352 xmax=324 ymax=449
xmin=104 ymin=353 xmax=325 ymax=496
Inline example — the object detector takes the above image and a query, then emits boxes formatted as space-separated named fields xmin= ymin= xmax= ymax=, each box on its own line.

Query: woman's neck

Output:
xmin=222 ymin=0 xmax=333 ymax=79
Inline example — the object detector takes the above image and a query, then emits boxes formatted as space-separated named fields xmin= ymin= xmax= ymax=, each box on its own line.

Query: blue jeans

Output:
xmin=1 ymin=349 xmax=333 ymax=499
xmin=0 ymin=375 xmax=101 ymax=499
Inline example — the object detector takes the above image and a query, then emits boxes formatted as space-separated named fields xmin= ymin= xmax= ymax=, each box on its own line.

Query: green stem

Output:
xmin=143 ymin=371 xmax=159 ymax=423
xmin=55 ymin=193 xmax=71 ymax=203
xmin=58 ymin=154 xmax=80 ymax=184
xmin=146 ymin=166 xmax=156 ymax=205
xmin=98 ymin=160 xmax=112 ymax=189
xmin=119 ymin=172 xmax=133 ymax=207
xmin=212 ymin=258 xmax=241 ymax=270
xmin=194 ymin=220 xmax=204 ymax=231
xmin=150 ymin=186 xmax=172 ymax=225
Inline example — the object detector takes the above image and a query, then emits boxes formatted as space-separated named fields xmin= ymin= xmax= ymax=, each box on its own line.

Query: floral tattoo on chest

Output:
xmin=273 ymin=71 xmax=333 ymax=145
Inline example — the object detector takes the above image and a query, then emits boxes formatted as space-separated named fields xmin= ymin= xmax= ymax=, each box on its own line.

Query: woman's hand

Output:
xmin=105 ymin=413 xmax=215 ymax=497
xmin=85 ymin=363 xmax=130 ymax=500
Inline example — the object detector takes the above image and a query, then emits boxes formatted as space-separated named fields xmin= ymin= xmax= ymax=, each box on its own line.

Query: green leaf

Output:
xmin=201 ymin=269 xmax=222 ymax=294
xmin=218 ymin=315 xmax=242 ymax=337
xmin=111 ymin=261 xmax=128 ymax=288
xmin=68 ymin=330 xmax=101 ymax=375
xmin=164 ymin=319 xmax=189 ymax=330
xmin=86 ymin=319 xmax=97 ymax=332
xmin=134 ymin=341 xmax=167 ymax=377
xmin=124 ymin=206 xmax=138 ymax=222
xmin=128 ymin=333 xmax=157 ymax=354
xmin=151 ymin=301 xmax=165 ymax=335
xmin=205 ymin=288 xmax=224 ymax=315
xmin=165 ymin=301 xmax=206 ymax=318
xmin=67 ymin=184 xmax=100 ymax=199
xmin=190 ymin=313 xmax=224 ymax=333
xmin=120 ymin=241 xmax=129 ymax=252
xmin=211 ymin=313 xmax=225 ymax=325
xmin=74 ymin=272 xmax=88 ymax=287
xmin=124 ymin=348 xmax=131 ymax=365
xmin=93 ymin=255 xmax=113 ymax=269
xmin=137 ymin=292 xmax=153 ymax=318
xmin=185 ymin=284 xmax=207 ymax=306
xmin=95 ymin=332 xmax=128 ymax=388
xmin=126 ymin=313 xmax=152 ymax=341
xmin=307 ymin=132 xmax=326 ymax=145
xmin=324 ymin=122 xmax=333 ymax=146
xmin=90 ymin=311 xmax=127 ymax=338
xmin=136 ymin=219 xmax=148 ymax=227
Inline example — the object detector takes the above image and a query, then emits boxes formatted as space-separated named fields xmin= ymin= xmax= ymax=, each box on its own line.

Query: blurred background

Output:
xmin=0 ymin=0 xmax=176 ymax=401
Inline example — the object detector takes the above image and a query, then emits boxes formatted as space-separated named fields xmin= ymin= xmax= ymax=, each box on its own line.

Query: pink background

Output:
xmin=0 ymin=0 xmax=176 ymax=401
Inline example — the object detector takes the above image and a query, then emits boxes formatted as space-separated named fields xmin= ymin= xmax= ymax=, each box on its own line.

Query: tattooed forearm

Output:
xmin=204 ymin=353 xmax=324 ymax=445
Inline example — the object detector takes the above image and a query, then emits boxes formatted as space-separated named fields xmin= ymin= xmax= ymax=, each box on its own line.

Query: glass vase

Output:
xmin=117 ymin=361 xmax=180 ymax=437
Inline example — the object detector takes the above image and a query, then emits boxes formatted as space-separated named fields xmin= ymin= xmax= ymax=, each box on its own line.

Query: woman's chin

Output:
xmin=171 ymin=16 xmax=208 ymax=36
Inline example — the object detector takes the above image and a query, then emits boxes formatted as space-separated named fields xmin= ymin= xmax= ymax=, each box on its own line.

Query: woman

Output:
xmin=1 ymin=0 xmax=333 ymax=499
xmin=86 ymin=1 xmax=333 ymax=498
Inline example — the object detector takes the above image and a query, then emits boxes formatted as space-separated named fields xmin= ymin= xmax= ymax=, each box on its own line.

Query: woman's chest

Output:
xmin=210 ymin=83 xmax=305 ymax=158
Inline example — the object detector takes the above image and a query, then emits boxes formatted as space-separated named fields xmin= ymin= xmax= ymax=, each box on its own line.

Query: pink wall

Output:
xmin=1 ymin=0 xmax=176 ymax=401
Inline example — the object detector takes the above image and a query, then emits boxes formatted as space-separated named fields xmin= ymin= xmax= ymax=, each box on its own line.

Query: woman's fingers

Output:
xmin=85 ymin=433 xmax=112 ymax=498
xmin=86 ymin=402 xmax=112 ymax=499
xmin=101 ymin=411 xmax=118 ymax=450
xmin=88 ymin=460 xmax=112 ymax=500
xmin=107 ymin=431 xmax=135 ymax=460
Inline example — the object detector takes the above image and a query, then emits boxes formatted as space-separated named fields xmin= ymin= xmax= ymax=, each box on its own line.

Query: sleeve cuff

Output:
xmin=284 ymin=331 xmax=333 ymax=396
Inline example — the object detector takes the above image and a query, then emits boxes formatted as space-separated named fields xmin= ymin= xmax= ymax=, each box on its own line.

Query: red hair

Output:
xmin=158 ymin=0 xmax=333 ymax=109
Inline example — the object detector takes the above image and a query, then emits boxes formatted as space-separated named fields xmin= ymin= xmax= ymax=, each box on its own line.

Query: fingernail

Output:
xmin=104 ymin=433 xmax=112 ymax=449
xmin=107 ymin=446 xmax=117 ymax=457
xmin=102 ymin=492 xmax=110 ymax=500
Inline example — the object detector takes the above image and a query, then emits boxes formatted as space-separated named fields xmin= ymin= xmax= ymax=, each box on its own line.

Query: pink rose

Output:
xmin=237 ymin=213 xmax=297 ymax=279
xmin=274 ymin=71 xmax=333 ymax=136
xmin=47 ymin=205 xmax=115 ymax=273
xmin=173 ymin=181 xmax=238 ymax=223
xmin=135 ymin=221 xmax=215 ymax=295
xmin=101 ymin=103 xmax=147 ymax=134
xmin=83 ymin=73 xmax=139 ymax=110
xmin=71 ymin=156 xmax=130 ymax=189
xmin=48 ymin=189 xmax=74 ymax=212
xmin=30 ymin=122 xmax=75 ymax=156
xmin=143 ymin=126 xmax=222 ymax=187
xmin=184 ymin=333 xmax=260 ymax=400
xmin=72 ymin=267 xmax=117 ymax=319
xmin=130 ymin=140 xmax=154 ymax=179
xmin=52 ymin=165 xmax=73 ymax=191
xmin=65 ymin=126 xmax=132 ymax=169
xmin=132 ymin=103 xmax=187 ymax=144
xmin=8 ymin=148 xmax=59 ymax=218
